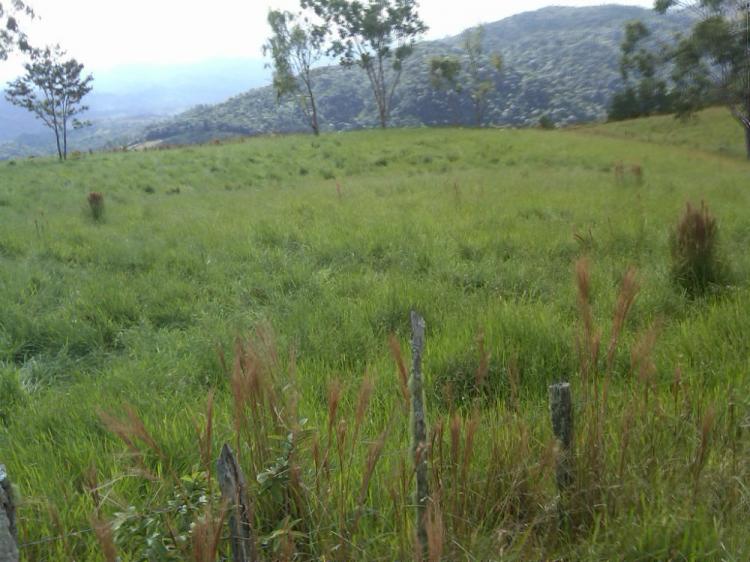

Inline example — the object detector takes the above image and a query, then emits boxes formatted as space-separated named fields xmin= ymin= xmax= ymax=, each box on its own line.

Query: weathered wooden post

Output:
xmin=217 ymin=444 xmax=256 ymax=562
xmin=0 ymin=465 xmax=18 ymax=562
xmin=410 ymin=311 xmax=429 ymax=560
xmin=549 ymin=382 xmax=574 ymax=492
xmin=549 ymin=382 xmax=574 ymax=529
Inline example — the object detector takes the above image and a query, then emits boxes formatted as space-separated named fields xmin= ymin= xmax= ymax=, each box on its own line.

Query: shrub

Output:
xmin=670 ymin=201 xmax=725 ymax=295
xmin=87 ymin=191 xmax=105 ymax=221
xmin=538 ymin=115 xmax=556 ymax=130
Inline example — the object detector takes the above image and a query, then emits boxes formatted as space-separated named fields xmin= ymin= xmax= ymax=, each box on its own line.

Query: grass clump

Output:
xmin=87 ymin=191 xmax=105 ymax=221
xmin=670 ymin=201 xmax=726 ymax=295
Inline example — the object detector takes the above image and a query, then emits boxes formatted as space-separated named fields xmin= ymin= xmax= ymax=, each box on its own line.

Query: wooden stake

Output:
xmin=410 ymin=311 xmax=429 ymax=560
xmin=217 ymin=444 xmax=256 ymax=562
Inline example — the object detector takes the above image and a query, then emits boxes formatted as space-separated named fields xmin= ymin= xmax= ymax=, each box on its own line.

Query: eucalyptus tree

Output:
xmin=462 ymin=25 xmax=503 ymax=127
xmin=429 ymin=55 xmax=462 ymax=124
xmin=264 ymin=9 xmax=327 ymax=135
xmin=6 ymin=45 xmax=93 ymax=160
xmin=303 ymin=0 xmax=427 ymax=128
xmin=0 ymin=1 xmax=34 ymax=60
xmin=655 ymin=0 xmax=750 ymax=158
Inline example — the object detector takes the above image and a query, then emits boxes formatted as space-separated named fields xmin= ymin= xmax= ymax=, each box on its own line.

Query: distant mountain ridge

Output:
xmin=145 ymin=5 xmax=693 ymax=144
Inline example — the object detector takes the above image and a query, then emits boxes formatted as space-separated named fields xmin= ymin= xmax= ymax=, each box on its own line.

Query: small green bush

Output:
xmin=670 ymin=201 xmax=725 ymax=295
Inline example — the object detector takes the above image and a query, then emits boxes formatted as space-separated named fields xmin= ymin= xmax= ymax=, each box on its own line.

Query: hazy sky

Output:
xmin=1 ymin=0 xmax=654 ymax=79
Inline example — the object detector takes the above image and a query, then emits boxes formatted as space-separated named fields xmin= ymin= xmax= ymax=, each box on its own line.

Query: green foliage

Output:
xmin=462 ymin=25 xmax=503 ymax=127
xmin=264 ymin=9 xmax=327 ymax=135
xmin=0 ymin=1 xmax=34 ymax=60
xmin=113 ymin=470 xmax=219 ymax=560
xmin=608 ymin=20 xmax=674 ymax=121
xmin=149 ymin=6 xmax=692 ymax=143
xmin=655 ymin=0 xmax=750 ymax=157
xmin=301 ymin=0 xmax=427 ymax=127
xmin=5 ymin=44 xmax=94 ymax=160
xmin=670 ymin=201 xmax=726 ymax=295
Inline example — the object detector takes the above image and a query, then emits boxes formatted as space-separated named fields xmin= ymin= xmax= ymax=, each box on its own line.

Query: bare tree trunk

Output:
xmin=63 ymin=117 xmax=68 ymax=160
xmin=53 ymin=125 xmax=63 ymax=161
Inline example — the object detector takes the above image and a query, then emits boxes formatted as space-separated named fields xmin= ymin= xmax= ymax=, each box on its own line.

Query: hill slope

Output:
xmin=1 ymin=110 xmax=749 ymax=559
xmin=146 ymin=5 xmax=692 ymax=144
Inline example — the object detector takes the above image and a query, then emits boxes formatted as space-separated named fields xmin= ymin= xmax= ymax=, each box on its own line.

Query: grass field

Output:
xmin=1 ymin=108 xmax=749 ymax=560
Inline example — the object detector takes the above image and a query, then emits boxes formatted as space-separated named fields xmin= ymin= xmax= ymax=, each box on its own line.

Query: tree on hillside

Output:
xmin=428 ymin=55 xmax=462 ymax=124
xmin=608 ymin=20 xmax=673 ymax=121
xmin=6 ymin=45 xmax=93 ymax=160
xmin=655 ymin=0 xmax=750 ymax=158
xmin=0 ymin=1 xmax=34 ymax=60
xmin=264 ymin=9 xmax=327 ymax=135
xmin=462 ymin=26 xmax=503 ymax=127
xmin=302 ymin=0 xmax=427 ymax=128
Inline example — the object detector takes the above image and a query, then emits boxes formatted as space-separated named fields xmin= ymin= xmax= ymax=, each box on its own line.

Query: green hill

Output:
xmin=1 ymin=110 xmax=749 ymax=559
xmin=146 ymin=5 xmax=692 ymax=144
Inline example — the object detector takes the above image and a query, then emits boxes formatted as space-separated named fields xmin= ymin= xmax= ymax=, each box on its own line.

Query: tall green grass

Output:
xmin=0 ymin=109 xmax=749 ymax=559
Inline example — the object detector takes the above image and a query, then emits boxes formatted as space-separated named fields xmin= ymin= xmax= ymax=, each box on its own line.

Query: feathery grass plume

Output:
xmin=630 ymin=321 xmax=661 ymax=408
xmin=87 ymin=191 xmax=104 ymax=220
xmin=426 ymin=496 xmax=445 ymax=562
xmin=575 ymin=257 xmax=601 ymax=385
xmin=98 ymin=405 xmax=168 ymax=479
xmin=475 ymin=330 xmax=490 ymax=393
xmin=692 ymin=404 xmax=716 ymax=493
xmin=388 ymin=334 xmax=411 ymax=406
xmin=670 ymin=201 xmax=724 ymax=295
xmin=92 ymin=517 xmax=118 ymax=562
xmin=194 ymin=390 xmax=215 ymax=483
xmin=605 ymin=267 xmax=640 ymax=374
xmin=191 ymin=510 xmax=226 ymax=562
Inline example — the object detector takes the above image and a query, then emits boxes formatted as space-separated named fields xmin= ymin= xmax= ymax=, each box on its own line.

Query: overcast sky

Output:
xmin=1 ymin=0 xmax=654 ymax=80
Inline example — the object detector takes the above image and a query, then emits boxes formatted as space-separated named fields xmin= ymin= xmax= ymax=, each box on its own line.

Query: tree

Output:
xmin=0 ymin=1 xmax=34 ymax=61
xmin=264 ymin=9 xmax=327 ymax=135
xmin=462 ymin=26 xmax=503 ymax=127
xmin=6 ymin=45 xmax=93 ymax=160
xmin=303 ymin=0 xmax=427 ymax=128
xmin=655 ymin=0 xmax=750 ymax=158
xmin=428 ymin=55 xmax=462 ymax=124
xmin=608 ymin=20 xmax=673 ymax=121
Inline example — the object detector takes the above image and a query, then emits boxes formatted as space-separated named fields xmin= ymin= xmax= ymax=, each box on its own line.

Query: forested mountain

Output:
xmin=145 ymin=5 xmax=692 ymax=144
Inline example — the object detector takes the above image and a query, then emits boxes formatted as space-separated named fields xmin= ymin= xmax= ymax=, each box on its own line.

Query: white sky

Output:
xmin=1 ymin=0 xmax=654 ymax=80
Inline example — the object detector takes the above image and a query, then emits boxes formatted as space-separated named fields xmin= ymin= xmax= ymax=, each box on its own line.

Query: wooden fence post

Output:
xmin=217 ymin=444 xmax=256 ymax=562
xmin=410 ymin=311 xmax=429 ymax=560
xmin=549 ymin=383 xmax=574 ymax=493
xmin=0 ymin=465 xmax=18 ymax=562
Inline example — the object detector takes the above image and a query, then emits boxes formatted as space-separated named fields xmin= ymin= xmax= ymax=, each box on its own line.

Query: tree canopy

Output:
xmin=654 ymin=0 xmax=750 ymax=157
xmin=0 ymin=1 xmax=34 ymax=60
xmin=302 ymin=0 xmax=427 ymax=128
xmin=6 ymin=45 xmax=94 ymax=160
xmin=264 ymin=9 xmax=327 ymax=135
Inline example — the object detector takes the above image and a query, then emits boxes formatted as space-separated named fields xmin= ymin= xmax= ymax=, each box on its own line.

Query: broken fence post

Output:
xmin=0 ymin=465 xmax=18 ymax=562
xmin=549 ymin=382 xmax=574 ymax=493
xmin=410 ymin=311 xmax=429 ymax=560
xmin=217 ymin=444 xmax=256 ymax=562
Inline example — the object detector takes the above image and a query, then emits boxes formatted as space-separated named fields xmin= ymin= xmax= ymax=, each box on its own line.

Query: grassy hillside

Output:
xmin=146 ymin=5 xmax=692 ymax=144
xmin=585 ymin=106 xmax=748 ymax=159
xmin=1 ymin=110 xmax=749 ymax=559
